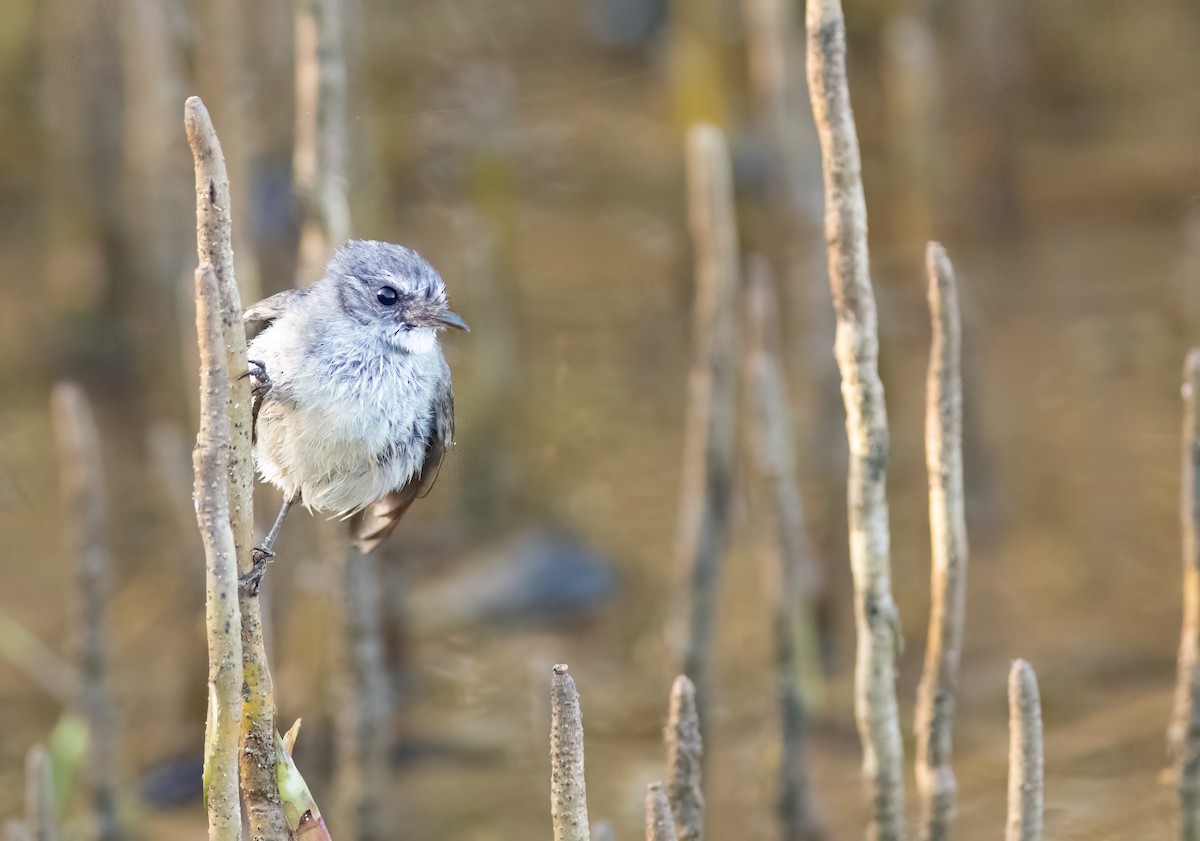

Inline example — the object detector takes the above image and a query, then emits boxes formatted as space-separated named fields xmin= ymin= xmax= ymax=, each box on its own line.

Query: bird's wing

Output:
xmin=244 ymin=287 xmax=309 ymax=338
xmin=351 ymin=380 xmax=455 ymax=554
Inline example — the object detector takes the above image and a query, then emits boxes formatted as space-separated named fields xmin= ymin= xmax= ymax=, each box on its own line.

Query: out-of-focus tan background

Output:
xmin=1 ymin=0 xmax=1199 ymax=838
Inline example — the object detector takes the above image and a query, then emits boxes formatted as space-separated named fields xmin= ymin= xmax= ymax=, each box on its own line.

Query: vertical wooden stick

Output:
xmin=50 ymin=384 xmax=120 ymax=841
xmin=294 ymin=1 xmax=392 ymax=834
xmin=1172 ymin=349 xmax=1200 ymax=840
xmin=804 ymin=1 xmax=906 ymax=837
xmin=186 ymin=95 xmax=288 ymax=841
xmin=647 ymin=783 xmax=680 ymax=841
xmin=677 ymin=123 xmax=740 ymax=731
xmin=294 ymin=0 xmax=351 ymax=277
xmin=24 ymin=746 xmax=56 ymax=841
xmin=193 ymin=263 xmax=244 ymax=841
xmin=1005 ymin=660 xmax=1043 ymax=841
xmin=550 ymin=665 xmax=590 ymax=841
xmin=913 ymin=243 xmax=968 ymax=841
xmin=742 ymin=257 xmax=824 ymax=841
xmin=665 ymin=675 xmax=704 ymax=841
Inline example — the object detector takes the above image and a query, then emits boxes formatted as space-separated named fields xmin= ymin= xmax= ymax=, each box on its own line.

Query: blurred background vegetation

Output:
xmin=1 ymin=0 xmax=1199 ymax=838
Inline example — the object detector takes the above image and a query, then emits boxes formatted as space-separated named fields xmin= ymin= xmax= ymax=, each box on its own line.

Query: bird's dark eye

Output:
xmin=376 ymin=286 xmax=398 ymax=306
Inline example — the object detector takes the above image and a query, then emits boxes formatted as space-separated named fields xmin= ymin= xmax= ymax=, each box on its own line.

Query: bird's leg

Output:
xmin=240 ymin=359 xmax=272 ymax=443
xmin=239 ymin=492 xmax=298 ymax=595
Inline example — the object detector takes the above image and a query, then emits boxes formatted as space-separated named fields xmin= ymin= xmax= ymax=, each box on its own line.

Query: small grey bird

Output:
xmin=241 ymin=240 xmax=467 ymax=586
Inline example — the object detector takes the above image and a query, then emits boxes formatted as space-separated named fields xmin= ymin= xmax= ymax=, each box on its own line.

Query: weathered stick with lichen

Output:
xmin=665 ymin=675 xmax=704 ymax=841
xmin=1006 ymin=660 xmax=1043 ymax=841
xmin=647 ymin=783 xmax=680 ymax=841
xmin=913 ymin=243 xmax=968 ymax=841
xmin=1172 ymin=349 xmax=1200 ymax=840
xmin=186 ymin=95 xmax=288 ymax=841
xmin=550 ymin=665 xmax=590 ymax=841
xmin=24 ymin=746 xmax=56 ymax=841
xmin=677 ymin=124 xmax=740 ymax=732
xmin=193 ymin=263 xmax=244 ymax=841
xmin=804 ymin=1 xmax=906 ymax=837
xmin=742 ymin=257 xmax=823 ymax=841
xmin=50 ymin=383 xmax=120 ymax=841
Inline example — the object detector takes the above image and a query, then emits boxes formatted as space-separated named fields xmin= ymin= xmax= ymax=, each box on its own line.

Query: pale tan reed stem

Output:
xmin=804 ymin=1 xmax=905 ymax=837
xmin=913 ymin=243 xmax=968 ymax=841
xmin=24 ymin=746 xmax=56 ymax=841
xmin=1172 ymin=349 xmax=1200 ymax=840
xmin=1005 ymin=659 xmax=1043 ymax=841
xmin=665 ymin=675 xmax=704 ymax=841
xmin=193 ymin=263 xmax=244 ymax=841
xmin=677 ymin=123 xmax=740 ymax=731
xmin=647 ymin=783 xmax=680 ymax=841
xmin=550 ymin=665 xmax=590 ymax=841
xmin=50 ymin=383 xmax=120 ymax=841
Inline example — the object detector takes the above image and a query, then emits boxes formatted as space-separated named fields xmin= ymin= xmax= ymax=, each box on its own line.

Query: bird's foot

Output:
xmin=241 ymin=359 xmax=272 ymax=400
xmin=238 ymin=547 xmax=275 ymax=596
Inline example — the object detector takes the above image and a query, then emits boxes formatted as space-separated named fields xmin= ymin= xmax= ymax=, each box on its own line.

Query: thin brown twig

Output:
xmin=677 ymin=123 xmax=740 ymax=733
xmin=804 ymin=1 xmax=906 ymax=837
xmin=743 ymin=257 xmax=824 ymax=841
xmin=550 ymin=665 xmax=590 ymax=841
xmin=1172 ymin=348 xmax=1200 ymax=840
xmin=193 ymin=263 xmax=243 ymax=841
xmin=647 ymin=783 xmax=680 ymax=841
xmin=665 ymin=675 xmax=704 ymax=841
xmin=913 ymin=243 xmax=968 ymax=841
xmin=1005 ymin=659 xmax=1043 ymax=841
xmin=50 ymin=383 xmax=120 ymax=841
xmin=24 ymin=746 xmax=56 ymax=841
xmin=186 ymin=95 xmax=288 ymax=841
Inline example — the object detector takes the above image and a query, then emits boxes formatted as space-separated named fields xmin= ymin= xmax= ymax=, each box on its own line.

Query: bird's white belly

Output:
xmin=250 ymin=329 xmax=436 ymax=515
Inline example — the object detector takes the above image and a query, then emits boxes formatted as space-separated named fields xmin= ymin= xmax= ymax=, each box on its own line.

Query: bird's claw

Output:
xmin=243 ymin=359 xmax=272 ymax=400
xmin=239 ymin=547 xmax=275 ymax=596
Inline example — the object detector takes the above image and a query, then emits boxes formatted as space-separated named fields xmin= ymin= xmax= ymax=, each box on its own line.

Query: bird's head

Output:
xmin=329 ymin=239 xmax=468 ymax=353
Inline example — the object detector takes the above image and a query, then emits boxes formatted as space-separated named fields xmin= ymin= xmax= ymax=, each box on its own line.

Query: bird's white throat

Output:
xmin=394 ymin=326 xmax=438 ymax=354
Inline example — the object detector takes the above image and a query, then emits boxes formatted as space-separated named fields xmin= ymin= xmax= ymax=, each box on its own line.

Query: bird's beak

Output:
xmin=435 ymin=309 xmax=470 ymax=332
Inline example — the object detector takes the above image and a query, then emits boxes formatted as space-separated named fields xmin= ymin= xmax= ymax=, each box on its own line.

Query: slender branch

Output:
xmin=665 ymin=675 xmax=704 ymax=841
xmin=193 ymin=263 xmax=243 ymax=841
xmin=50 ymin=383 xmax=120 ymax=841
xmin=294 ymin=0 xmax=350 ymax=278
xmin=1173 ymin=348 xmax=1200 ymax=840
xmin=743 ymin=257 xmax=824 ymax=841
xmin=805 ymin=1 xmax=905 ymax=837
xmin=1005 ymin=659 xmax=1043 ymax=841
xmin=294 ymin=3 xmax=392 ymax=834
xmin=677 ymin=123 xmax=740 ymax=732
xmin=647 ymin=783 xmax=680 ymax=841
xmin=24 ymin=746 xmax=56 ymax=841
xmin=330 ymin=539 xmax=391 ymax=841
xmin=913 ymin=243 xmax=968 ymax=841
xmin=186 ymin=95 xmax=288 ymax=841
xmin=550 ymin=665 xmax=590 ymax=841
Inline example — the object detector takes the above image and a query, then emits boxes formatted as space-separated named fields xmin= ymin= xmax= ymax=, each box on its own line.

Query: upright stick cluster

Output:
xmin=805 ymin=0 xmax=905 ymax=836
xmin=186 ymin=95 xmax=288 ymax=841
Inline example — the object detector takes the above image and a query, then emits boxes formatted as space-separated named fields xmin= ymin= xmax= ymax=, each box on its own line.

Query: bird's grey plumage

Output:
xmin=244 ymin=240 xmax=465 ymax=554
